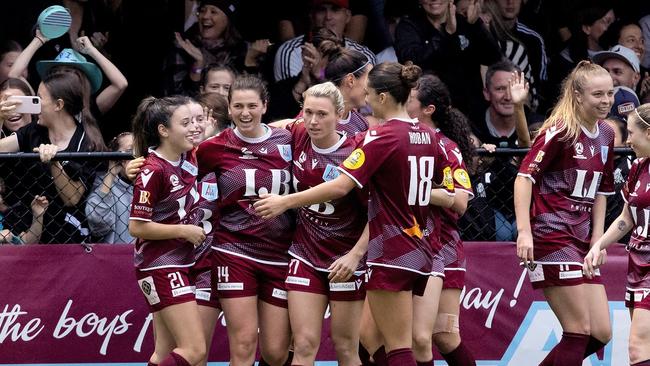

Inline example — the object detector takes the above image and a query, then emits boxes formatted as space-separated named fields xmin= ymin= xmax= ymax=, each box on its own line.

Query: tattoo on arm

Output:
xmin=617 ymin=220 xmax=627 ymax=231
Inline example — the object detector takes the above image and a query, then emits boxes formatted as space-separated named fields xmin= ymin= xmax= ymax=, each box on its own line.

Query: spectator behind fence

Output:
xmin=0 ymin=78 xmax=35 ymax=138
xmin=549 ymin=2 xmax=615 ymax=99
xmin=166 ymin=0 xmax=272 ymax=95
xmin=0 ymin=176 xmax=49 ymax=245
xmin=0 ymin=40 xmax=25 ymax=84
xmin=0 ymin=71 xmax=99 ymax=244
xmin=483 ymin=0 xmax=548 ymax=112
xmin=9 ymin=32 xmax=128 ymax=123
xmin=199 ymin=63 xmax=236 ymax=97
xmin=394 ymin=0 xmax=502 ymax=119
xmin=273 ymin=0 xmax=376 ymax=82
xmin=85 ymin=132 xmax=134 ymax=244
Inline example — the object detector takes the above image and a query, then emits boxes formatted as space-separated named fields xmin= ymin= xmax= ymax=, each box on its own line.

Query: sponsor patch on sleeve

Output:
xmin=201 ymin=182 xmax=218 ymax=201
xmin=453 ymin=169 xmax=471 ymax=189
xmin=534 ymin=151 xmax=545 ymax=163
xmin=443 ymin=167 xmax=454 ymax=190
xmin=343 ymin=149 xmax=365 ymax=170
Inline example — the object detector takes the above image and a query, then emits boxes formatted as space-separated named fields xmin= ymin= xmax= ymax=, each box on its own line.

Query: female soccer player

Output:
xmin=406 ymin=74 xmax=476 ymax=366
xmin=584 ymin=104 xmax=650 ymax=366
xmin=196 ymin=75 xmax=293 ymax=366
xmin=283 ymin=82 xmax=368 ymax=366
xmin=128 ymin=96 xmax=206 ymax=366
xmin=515 ymin=60 xmax=615 ymax=365
xmin=254 ymin=62 xmax=455 ymax=366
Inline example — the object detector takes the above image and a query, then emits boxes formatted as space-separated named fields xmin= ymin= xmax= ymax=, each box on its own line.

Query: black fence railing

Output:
xmin=0 ymin=149 xmax=635 ymax=245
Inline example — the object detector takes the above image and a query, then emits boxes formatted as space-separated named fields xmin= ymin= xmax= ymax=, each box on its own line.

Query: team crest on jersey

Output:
xmin=601 ymin=146 xmax=609 ymax=164
xmin=181 ymin=160 xmax=198 ymax=176
xmin=453 ymin=169 xmax=471 ymax=189
xmin=201 ymin=182 xmax=218 ymax=201
xmin=323 ymin=164 xmax=340 ymax=181
xmin=278 ymin=144 xmax=292 ymax=162
xmin=343 ymin=149 xmax=365 ymax=170
xmin=170 ymin=174 xmax=184 ymax=192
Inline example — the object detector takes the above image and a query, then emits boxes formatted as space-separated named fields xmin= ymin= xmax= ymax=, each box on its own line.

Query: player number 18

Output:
xmin=407 ymin=155 xmax=435 ymax=206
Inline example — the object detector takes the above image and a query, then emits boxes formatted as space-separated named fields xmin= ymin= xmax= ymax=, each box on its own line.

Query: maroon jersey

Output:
xmin=287 ymin=121 xmax=367 ymax=271
xmin=622 ymin=158 xmax=650 ymax=291
xmin=183 ymin=172 xmax=219 ymax=261
xmin=130 ymin=149 xmax=199 ymax=270
xmin=518 ymin=121 xmax=615 ymax=264
xmin=197 ymin=126 xmax=294 ymax=265
xmin=337 ymin=110 xmax=369 ymax=137
xmin=435 ymin=130 xmax=474 ymax=268
xmin=339 ymin=118 xmax=455 ymax=274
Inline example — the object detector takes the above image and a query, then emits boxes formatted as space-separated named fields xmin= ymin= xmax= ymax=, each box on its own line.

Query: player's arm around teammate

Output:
xmin=584 ymin=105 xmax=650 ymax=366
xmin=282 ymin=82 xmax=370 ymax=366
xmin=128 ymin=96 xmax=206 ymax=366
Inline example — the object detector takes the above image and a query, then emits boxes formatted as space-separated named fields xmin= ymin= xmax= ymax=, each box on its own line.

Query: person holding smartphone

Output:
xmin=0 ymin=78 xmax=37 ymax=138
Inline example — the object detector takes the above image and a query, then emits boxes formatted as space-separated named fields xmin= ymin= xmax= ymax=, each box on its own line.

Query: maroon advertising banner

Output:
xmin=0 ymin=243 xmax=630 ymax=365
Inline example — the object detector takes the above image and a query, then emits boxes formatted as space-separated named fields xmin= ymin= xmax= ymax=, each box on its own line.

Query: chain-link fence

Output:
xmin=0 ymin=149 xmax=636 ymax=245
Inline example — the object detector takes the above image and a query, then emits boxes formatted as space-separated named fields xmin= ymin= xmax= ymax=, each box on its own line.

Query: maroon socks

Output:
xmin=416 ymin=360 xmax=433 ymax=366
xmin=584 ymin=336 xmax=607 ymax=358
xmin=373 ymin=346 xmax=388 ymax=366
xmin=158 ymin=352 xmax=190 ymax=366
xmin=632 ymin=361 xmax=650 ymax=366
xmin=544 ymin=332 xmax=590 ymax=366
xmin=386 ymin=348 xmax=416 ymax=366
xmin=440 ymin=341 xmax=477 ymax=366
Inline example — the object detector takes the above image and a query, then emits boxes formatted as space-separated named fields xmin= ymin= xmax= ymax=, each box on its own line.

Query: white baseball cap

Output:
xmin=593 ymin=44 xmax=641 ymax=73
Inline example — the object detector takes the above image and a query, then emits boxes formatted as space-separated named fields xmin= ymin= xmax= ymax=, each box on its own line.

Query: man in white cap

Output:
xmin=593 ymin=44 xmax=641 ymax=90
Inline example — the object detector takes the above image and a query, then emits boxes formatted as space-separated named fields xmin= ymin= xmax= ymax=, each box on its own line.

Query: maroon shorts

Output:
xmin=189 ymin=252 xmax=221 ymax=309
xmin=136 ymin=267 xmax=195 ymax=312
xmin=442 ymin=269 xmax=466 ymax=289
xmin=285 ymin=258 xmax=366 ymax=301
xmin=213 ymin=251 xmax=288 ymax=308
xmin=366 ymin=265 xmax=430 ymax=296
xmin=528 ymin=263 xmax=602 ymax=289
xmin=625 ymin=289 xmax=650 ymax=310
xmin=431 ymin=252 xmax=445 ymax=278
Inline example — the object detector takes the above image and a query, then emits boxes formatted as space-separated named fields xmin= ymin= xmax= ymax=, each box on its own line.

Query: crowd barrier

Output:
xmin=0 ymin=242 xmax=631 ymax=365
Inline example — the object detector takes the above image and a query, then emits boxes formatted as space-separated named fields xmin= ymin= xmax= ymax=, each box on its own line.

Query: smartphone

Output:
xmin=7 ymin=96 xmax=41 ymax=114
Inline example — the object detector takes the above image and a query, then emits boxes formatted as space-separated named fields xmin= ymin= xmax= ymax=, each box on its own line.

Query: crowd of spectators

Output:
xmin=0 ymin=0 xmax=647 ymax=244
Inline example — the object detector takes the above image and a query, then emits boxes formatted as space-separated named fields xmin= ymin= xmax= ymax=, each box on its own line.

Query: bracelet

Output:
xmin=191 ymin=66 xmax=203 ymax=74
xmin=35 ymin=36 xmax=45 ymax=45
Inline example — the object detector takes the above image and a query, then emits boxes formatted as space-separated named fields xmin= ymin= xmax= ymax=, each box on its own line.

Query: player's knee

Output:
xmin=331 ymin=333 xmax=358 ymax=357
xmin=412 ymin=330 xmax=433 ymax=355
xmin=293 ymin=332 xmax=320 ymax=358
xmin=260 ymin=348 xmax=289 ymax=366
xmin=185 ymin=342 xmax=207 ymax=364
xmin=628 ymin=332 xmax=648 ymax=362
xmin=433 ymin=332 xmax=461 ymax=354
xmin=432 ymin=313 xmax=461 ymax=353
xmin=230 ymin=331 xmax=257 ymax=360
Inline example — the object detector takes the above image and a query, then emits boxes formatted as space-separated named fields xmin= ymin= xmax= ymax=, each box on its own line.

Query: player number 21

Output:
xmin=407 ymin=155 xmax=435 ymax=206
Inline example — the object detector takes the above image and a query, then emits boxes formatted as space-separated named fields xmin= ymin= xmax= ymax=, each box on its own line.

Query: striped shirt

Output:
xmin=273 ymin=35 xmax=377 ymax=82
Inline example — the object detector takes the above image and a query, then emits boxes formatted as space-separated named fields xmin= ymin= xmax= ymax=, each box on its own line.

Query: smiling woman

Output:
xmin=514 ymin=61 xmax=616 ymax=365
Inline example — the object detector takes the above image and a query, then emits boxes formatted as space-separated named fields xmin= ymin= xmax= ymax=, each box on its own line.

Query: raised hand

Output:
xmin=508 ymin=71 xmax=529 ymax=106
xmin=175 ymin=32 xmax=204 ymax=64
xmin=76 ymin=36 xmax=97 ymax=55
xmin=445 ymin=0 xmax=457 ymax=34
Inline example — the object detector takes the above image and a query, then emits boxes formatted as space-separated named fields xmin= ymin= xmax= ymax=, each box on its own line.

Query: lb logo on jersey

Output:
xmin=139 ymin=191 xmax=151 ymax=204
xmin=534 ymin=151 xmax=544 ymax=163
xmin=453 ymin=169 xmax=471 ymax=189
xmin=277 ymin=144 xmax=292 ymax=162
xmin=323 ymin=164 xmax=340 ymax=181
xmin=443 ymin=167 xmax=454 ymax=190
xmin=343 ymin=149 xmax=365 ymax=170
